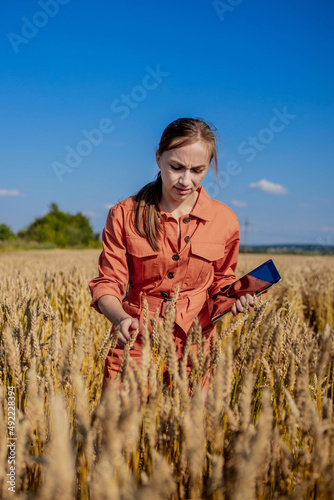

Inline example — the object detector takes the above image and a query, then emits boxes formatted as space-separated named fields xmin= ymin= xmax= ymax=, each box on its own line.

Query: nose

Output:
xmin=179 ymin=169 xmax=191 ymax=186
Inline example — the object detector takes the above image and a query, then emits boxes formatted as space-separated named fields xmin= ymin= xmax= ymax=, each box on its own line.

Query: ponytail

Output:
xmin=134 ymin=172 xmax=162 ymax=251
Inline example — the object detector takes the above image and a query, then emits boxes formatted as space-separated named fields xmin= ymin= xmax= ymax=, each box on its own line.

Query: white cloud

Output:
xmin=0 ymin=189 xmax=20 ymax=196
xmin=83 ymin=211 xmax=98 ymax=218
xmin=231 ymin=200 xmax=247 ymax=207
xmin=249 ymin=179 xmax=288 ymax=195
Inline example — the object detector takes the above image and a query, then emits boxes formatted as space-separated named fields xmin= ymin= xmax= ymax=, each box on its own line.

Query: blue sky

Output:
xmin=1 ymin=0 xmax=333 ymax=245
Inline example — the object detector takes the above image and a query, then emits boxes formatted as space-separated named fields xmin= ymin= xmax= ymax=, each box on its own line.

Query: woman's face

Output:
xmin=156 ymin=139 xmax=211 ymax=208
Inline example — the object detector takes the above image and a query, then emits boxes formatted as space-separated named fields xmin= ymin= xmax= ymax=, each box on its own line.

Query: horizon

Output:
xmin=3 ymin=201 xmax=333 ymax=249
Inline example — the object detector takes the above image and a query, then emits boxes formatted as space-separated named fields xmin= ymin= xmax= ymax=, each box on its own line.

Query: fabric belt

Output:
xmin=126 ymin=286 xmax=208 ymax=317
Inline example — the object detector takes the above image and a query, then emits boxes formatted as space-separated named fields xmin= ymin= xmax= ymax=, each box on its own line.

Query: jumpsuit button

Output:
xmin=183 ymin=216 xmax=191 ymax=223
xmin=172 ymin=254 xmax=180 ymax=261
xmin=184 ymin=236 xmax=190 ymax=243
xmin=168 ymin=272 xmax=174 ymax=279
xmin=161 ymin=292 xmax=168 ymax=298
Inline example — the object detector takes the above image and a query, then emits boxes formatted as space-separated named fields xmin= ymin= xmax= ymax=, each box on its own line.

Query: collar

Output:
xmin=159 ymin=185 xmax=212 ymax=222
xmin=189 ymin=185 xmax=212 ymax=221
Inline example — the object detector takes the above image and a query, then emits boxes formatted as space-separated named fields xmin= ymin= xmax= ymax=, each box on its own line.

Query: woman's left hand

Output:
xmin=231 ymin=293 xmax=254 ymax=316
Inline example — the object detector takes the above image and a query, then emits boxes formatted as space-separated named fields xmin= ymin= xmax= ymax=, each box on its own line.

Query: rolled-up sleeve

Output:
xmin=89 ymin=204 xmax=129 ymax=313
xmin=208 ymin=222 xmax=240 ymax=298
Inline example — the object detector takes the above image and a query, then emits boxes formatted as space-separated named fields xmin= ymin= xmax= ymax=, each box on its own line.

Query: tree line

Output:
xmin=0 ymin=203 xmax=100 ymax=248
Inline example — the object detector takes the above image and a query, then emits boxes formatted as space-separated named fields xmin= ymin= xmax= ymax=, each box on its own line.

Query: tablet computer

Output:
xmin=211 ymin=259 xmax=282 ymax=323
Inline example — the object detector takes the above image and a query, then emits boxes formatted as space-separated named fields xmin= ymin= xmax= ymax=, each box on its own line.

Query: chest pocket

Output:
xmin=183 ymin=241 xmax=225 ymax=288
xmin=126 ymin=237 xmax=160 ymax=284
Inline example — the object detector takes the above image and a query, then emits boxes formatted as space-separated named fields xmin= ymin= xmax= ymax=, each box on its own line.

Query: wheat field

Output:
xmin=0 ymin=250 xmax=333 ymax=499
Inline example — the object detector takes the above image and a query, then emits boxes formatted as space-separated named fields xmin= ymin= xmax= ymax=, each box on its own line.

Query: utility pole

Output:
xmin=244 ymin=218 xmax=249 ymax=253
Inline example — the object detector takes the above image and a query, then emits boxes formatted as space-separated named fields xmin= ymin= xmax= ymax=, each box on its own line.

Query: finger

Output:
xmin=240 ymin=295 xmax=246 ymax=307
xmin=119 ymin=320 xmax=135 ymax=339
xmin=117 ymin=333 xmax=127 ymax=347
xmin=118 ymin=337 xmax=133 ymax=349
xmin=231 ymin=303 xmax=237 ymax=315
xmin=247 ymin=294 xmax=254 ymax=306
xmin=236 ymin=299 xmax=244 ymax=313
xmin=241 ymin=294 xmax=252 ymax=310
xmin=120 ymin=329 xmax=132 ymax=342
xmin=130 ymin=319 xmax=139 ymax=330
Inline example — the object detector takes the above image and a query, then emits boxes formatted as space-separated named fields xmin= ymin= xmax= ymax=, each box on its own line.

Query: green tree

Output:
xmin=18 ymin=203 xmax=100 ymax=248
xmin=0 ymin=223 xmax=15 ymax=241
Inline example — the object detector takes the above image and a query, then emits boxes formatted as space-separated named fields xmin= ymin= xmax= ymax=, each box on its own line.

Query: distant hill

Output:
xmin=241 ymin=244 xmax=334 ymax=255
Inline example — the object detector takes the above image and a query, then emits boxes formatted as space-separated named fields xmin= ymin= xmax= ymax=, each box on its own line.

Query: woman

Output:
xmin=89 ymin=118 xmax=253 ymax=390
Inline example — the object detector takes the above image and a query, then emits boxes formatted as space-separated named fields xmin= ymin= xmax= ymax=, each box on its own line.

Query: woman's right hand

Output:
xmin=96 ymin=296 xmax=140 ymax=349
xmin=116 ymin=316 xmax=139 ymax=348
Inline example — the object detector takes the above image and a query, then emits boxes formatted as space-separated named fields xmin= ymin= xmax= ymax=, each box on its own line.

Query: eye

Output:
xmin=193 ymin=169 xmax=204 ymax=174
xmin=170 ymin=165 xmax=181 ymax=170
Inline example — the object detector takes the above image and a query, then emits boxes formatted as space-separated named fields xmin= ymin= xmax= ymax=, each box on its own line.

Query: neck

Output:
xmin=160 ymin=188 xmax=199 ymax=218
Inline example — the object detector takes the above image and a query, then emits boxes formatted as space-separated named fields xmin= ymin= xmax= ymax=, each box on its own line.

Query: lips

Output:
xmin=175 ymin=187 xmax=191 ymax=194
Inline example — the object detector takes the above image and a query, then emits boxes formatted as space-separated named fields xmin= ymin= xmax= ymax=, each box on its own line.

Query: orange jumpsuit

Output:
xmin=89 ymin=185 xmax=240 ymax=389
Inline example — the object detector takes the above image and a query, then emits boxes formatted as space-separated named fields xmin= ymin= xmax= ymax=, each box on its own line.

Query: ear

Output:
xmin=156 ymin=151 xmax=161 ymax=170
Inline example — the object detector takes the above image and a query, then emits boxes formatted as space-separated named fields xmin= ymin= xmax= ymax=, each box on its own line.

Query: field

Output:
xmin=0 ymin=250 xmax=333 ymax=499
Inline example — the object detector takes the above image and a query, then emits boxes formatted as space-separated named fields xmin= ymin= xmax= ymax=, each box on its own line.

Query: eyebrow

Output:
xmin=169 ymin=160 xmax=207 ymax=169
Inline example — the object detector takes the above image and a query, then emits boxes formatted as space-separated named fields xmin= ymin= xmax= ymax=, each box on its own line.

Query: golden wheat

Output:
xmin=0 ymin=250 xmax=333 ymax=499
